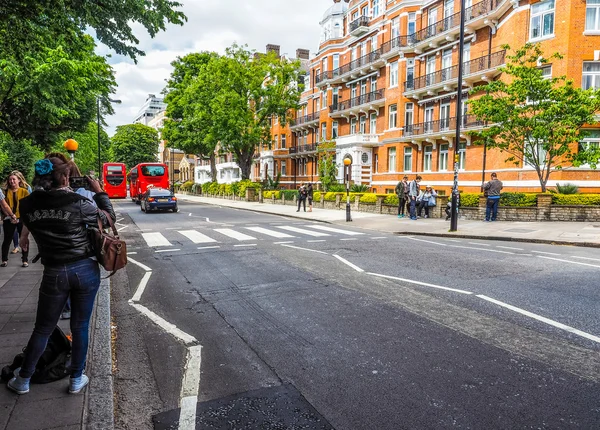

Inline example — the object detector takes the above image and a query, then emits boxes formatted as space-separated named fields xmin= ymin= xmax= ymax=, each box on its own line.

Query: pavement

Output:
xmin=0 ymin=241 xmax=113 ymax=430
xmin=176 ymin=194 xmax=600 ymax=248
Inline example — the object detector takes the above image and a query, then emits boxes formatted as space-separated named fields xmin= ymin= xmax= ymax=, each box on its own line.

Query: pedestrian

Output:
xmin=445 ymin=192 xmax=460 ymax=221
xmin=6 ymin=155 xmax=115 ymax=395
xmin=307 ymin=183 xmax=314 ymax=212
xmin=395 ymin=175 xmax=410 ymax=218
xmin=416 ymin=185 xmax=437 ymax=218
xmin=1 ymin=171 xmax=30 ymax=267
xmin=408 ymin=175 xmax=422 ymax=220
xmin=483 ymin=172 xmax=503 ymax=222
xmin=0 ymin=189 xmax=19 ymax=238
xmin=296 ymin=183 xmax=307 ymax=212
xmin=9 ymin=171 xmax=32 ymax=255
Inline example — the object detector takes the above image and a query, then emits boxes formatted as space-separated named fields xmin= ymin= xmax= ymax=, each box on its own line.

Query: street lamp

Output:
xmin=343 ymin=157 xmax=352 ymax=222
xmin=450 ymin=0 xmax=467 ymax=232
xmin=97 ymin=97 xmax=121 ymax=180
xmin=63 ymin=139 xmax=79 ymax=160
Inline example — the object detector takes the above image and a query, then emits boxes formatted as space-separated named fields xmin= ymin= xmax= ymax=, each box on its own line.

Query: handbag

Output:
xmin=93 ymin=210 xmax=127 ymax=276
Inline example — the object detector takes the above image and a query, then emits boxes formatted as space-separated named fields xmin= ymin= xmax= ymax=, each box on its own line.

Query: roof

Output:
xmin=322 ymin=1 xmax=348 ymax=21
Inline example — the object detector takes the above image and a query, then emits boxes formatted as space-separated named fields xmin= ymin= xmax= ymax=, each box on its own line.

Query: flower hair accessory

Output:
xmin=35 ymin=159 xmax=54 ymax=175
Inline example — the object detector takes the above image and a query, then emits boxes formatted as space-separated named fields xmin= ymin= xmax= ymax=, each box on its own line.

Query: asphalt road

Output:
xmin=110 ymin=199 xmax=600 ymax=430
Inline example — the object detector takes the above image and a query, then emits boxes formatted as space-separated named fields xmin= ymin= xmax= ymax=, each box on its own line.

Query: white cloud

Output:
xmin=105 ymin=0 xmax=328 ymax=135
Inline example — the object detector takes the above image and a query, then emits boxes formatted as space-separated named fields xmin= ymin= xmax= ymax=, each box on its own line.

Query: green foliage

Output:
xmin=180 ymin=180 xmax=194 ymax=191
xmin=317 ymin=141 xmax=338 ymax=191
xmin=111 ymin=124 xmax=159 ymax=170
xmin=263 ymin=190 xmax=281 ymax=199
xmin=312 ymin=191 xmax=321 ymax=202
xmin=460 ymin=193 xmax=480 ymax=207
xmin=323 ymin=192 xmax=340 ymax=202
xmin=51 ymin=122 xmax=111 ymax=176
xmin=236 ymin=179 xmax=261 ymax=198
xmin=263 ymin=173 xmax=281 ymax=190
xmin=327 ymin=183 xmax=347 ymax=192
xmin=282 ymin=190 xmax=297 ymax=200
xmin=351 ymin=184 xmax=370 ymax=192
xmin=552 ymin=194 xmax=600 ymax=205
xmin=359 ymin=194 xmax=377 ymax=204
xmin=468 ymin=43 xmax=600 ymax=192
xmin=384 ymin=194 xmax=399 ymax=205
xmin=555 ymin=183 xmax=579 ymax=194
xmin=499 ymin=193 xmax=538 ymax=207
xmin=205 ymin=181 xmax=219 ymax=194
xmin=191 ymin=183 xmax=202 ymax=194
xmin=0 ymin=134 xmax=44 ymax=182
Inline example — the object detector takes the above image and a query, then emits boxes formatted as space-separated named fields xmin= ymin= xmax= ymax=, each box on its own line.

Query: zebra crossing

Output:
xmin=139 ymin=224 xmax=368 ymax=249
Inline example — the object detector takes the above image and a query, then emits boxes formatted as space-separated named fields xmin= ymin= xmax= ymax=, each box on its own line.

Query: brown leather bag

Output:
xmin=94 ymin=210 xmax=127 ymax=275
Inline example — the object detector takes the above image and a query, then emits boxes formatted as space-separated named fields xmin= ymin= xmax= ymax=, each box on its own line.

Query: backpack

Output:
xmin=1 ymin=326 xmax=72 ymax=384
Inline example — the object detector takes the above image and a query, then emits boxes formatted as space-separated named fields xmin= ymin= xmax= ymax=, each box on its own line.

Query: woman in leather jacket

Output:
xmin=7 ymin=155 xmax=115 ymax=395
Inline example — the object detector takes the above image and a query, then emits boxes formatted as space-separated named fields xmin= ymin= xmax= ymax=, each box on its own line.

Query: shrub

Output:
xmin=230 ymin=182 xmax=240 ymax=196
xmin=384 ymin=194 xmax=399 ymax=205
xmin=350 ymin=184 xmax=370 ymax=192
xmin=328 ymin=183 xmax=346 ymax=192
xmin=499 ymin=192 xmax=537 ymax=207
xmin=312 ymin=191 xmax=321 ymax=202
xmin=237 ymin=179 xmax=261 ymax=198
xmin=180 ymin=180 xmax=194 ymax=191
xmin=206 ymin=181 xmax=220 ymax=195
xmin=323 ymin=192 xmax=340 ymax=201
xmin=552 ymin=194 xmax=600 ymax=205
xmin=191 ymin=183 xmax=202 ymax=194
xmin=555 ymin=183 xmax=579 ymax=194
xmin=459 ymin=193 xmax=480 ymax=207
xmin=282 ymin=190 xmax=296 ymax=200
xmin=359 ymin=193 xmax=377 ymax=204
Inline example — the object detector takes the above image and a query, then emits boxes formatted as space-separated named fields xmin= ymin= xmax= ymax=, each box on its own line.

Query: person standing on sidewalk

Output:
xmin=296 ymin=183 xmax=307 ymax=212
xmin=416 ymin=185 xmax=437 ymax=218
xmin=408 ymin=175 xmax=422 ymax=220
xmin=395 ymin=176 xmax=409 ymax=218
xmin=307 ymin=183 xmax=314 ymax=212
xmin=483 ymin=172 xmax=503 ymax=222
xmin=7 ymin=156 xmax=115 ymax=395
xmin=1 ymin=172 xmax=30 ymax=268
xmin=9 ymin=171 xmax=32 ymax=255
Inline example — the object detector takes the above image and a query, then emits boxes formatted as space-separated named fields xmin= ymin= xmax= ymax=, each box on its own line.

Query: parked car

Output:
xmin=140 ymin=187 xmax=178 ymax=213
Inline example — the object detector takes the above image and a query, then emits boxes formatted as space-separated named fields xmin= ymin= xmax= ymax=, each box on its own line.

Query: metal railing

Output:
xmin=329 ymin=89 xmax=385 ymax=114
xmin=380 ymin=35 xmax=415 ymax=55
xmin=404 ymin=50 xmax=506 ymax=92
xmin=403 ymin=115 xmax=485 ymax=137
xmin=316 ymin=49 xmax=383 ymax=85
xmin=349 ymin=15 xmax=370 ymax=33
xmin=289 ymin=144 xmax=318 ymax=154
xmin=290 ymin=112 xmax=320 ymax=127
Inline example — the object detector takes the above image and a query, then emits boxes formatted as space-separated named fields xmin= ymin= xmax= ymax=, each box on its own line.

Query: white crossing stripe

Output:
xmin=304 ymin=225 xmax=364 ymax=236
xmin=245 ymin=226 xmax=294 ymax=238
xmin=178 ymin=230 xmax=217 ymax=244
xmin=214 ymin=228 xmax=257 ymax=241
xmin=142 ymin=232 xmax=172 ymax=247
xmin=276 ymin=226 xmax=330 ymax=237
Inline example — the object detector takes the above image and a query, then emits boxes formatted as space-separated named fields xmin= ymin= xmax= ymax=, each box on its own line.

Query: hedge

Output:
xmin=552 ymin=194 xmax=600 ymax=205
xmin=499 ymin=192 xmax=538 ymax=207
xmin=180 ymin=180 xmax=195 ymax=191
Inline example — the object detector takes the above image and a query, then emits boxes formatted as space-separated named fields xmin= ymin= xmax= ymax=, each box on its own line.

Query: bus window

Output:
xmin=141 ymin=166 xmax=165 ymax=177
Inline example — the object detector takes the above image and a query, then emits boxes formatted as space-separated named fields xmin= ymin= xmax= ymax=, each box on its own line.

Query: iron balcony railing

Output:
xmin=349 ymin=15 xmax=370 ymax=33
xmin=412 ymin=0 xmax=504 ymax=46
xmin=289 ymin=144 xmax=318 ymax=154
xmin=379 ymin=35 xmax=416 ymax=55
xmin=316 ymin=49 xmax=383 ymax=85
xmin=329 ymin=89 xmax=385 ymax=114
xmin=290 ymin=112 xmax=319 ymax=127
xmin=404 ymin=50 xmax=506 ymax=92
xmin=403 ymin=115 xmax=486 ymax=137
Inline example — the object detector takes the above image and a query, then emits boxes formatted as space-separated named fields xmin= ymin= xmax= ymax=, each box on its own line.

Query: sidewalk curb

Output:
xmin=84 ymin=273 xmax=115 ymax=429
xmin=395 ymin=231 xmax=600 ymax=248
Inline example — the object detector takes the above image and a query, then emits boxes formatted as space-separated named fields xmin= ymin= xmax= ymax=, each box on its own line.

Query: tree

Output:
xmin=162 ymin=52 xmax=219 ymax=181
xmin=111 ymin=124 xmax=159 ymax=170
xmin=206 ymin=45 xmax=303 ymax=179
xmin=318 ymin=141 xmax=338 ymax=191
xmin=468 ymin=43 xmax=600 ymax=192
xmin=0 ymin=133 xmax=44 ymax=181
xmin=51 ymin=123 xmax=111 ymax=176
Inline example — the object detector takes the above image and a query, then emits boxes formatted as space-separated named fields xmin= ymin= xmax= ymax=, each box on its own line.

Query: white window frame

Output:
xmin=583 ymin=62 xmax=600 ymax=90
xmin=578 ymin=130 xmax=600 ymax=167
xmin=405 ymin=102 xmax=414 ymax=127
xmin=281 ymin=161 xmax=287 ymax=176
xmin=403 ymin=147 xmax=413 ymax=172
xmin=281 ymin=134 xmax=286 ymax=149
xmin=370 ymin=112 xmax=377 ymax=133
xmin=373 ymin=0 xmax=380 ymax=17
xmin=332 ymin=121 xmax=338 ymax=139
xmin=408 ymin=12 xmax=416 ymax=35
xmin=458 ymin=142 xmax=467 ymax=170
xmin=321 ymin=122 xmax=327 ymax=141
xmin=439 ymin=144 xmax=449 ymax=171
xmin=351 ymin=117 xmax=357 ymax=134
xmin=388 ymin=104 xmax=398 ymax=129
xmin=586 ymin=0 xmax=600 ymax=32
xmin=530 ymin=0 xmax=555 ymax=41
xmin=388 ymin=147 xmax=396 ymax=172
xmin=389 ymin=61 xmax=399 ymax=88
xmin=423 ymin=145 xmax=433 ymax=172
xmin=359 ymin=115 xmax=367 ymax=134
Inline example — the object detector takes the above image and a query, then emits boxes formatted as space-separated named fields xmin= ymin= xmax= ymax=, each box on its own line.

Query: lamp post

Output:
xmin=63 ymin=139 xmax=79 ymax=160
xmin=450 ymin=0 xmax=467 ymax=232
xmin=343 ymin=157 xmax=352 ymax=222
xmin=97 ymin=97 xmax=122 ymax=180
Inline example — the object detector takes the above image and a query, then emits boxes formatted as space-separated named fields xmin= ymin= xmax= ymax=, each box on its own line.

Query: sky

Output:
xmin=103 ymin=0 xmax=332 ymax=135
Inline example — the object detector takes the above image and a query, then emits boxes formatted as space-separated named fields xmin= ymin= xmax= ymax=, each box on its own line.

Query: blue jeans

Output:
xmin=485 ymin=197 xmax=500 ymax=221
xmin=20 ymin=258 xmax=100 ymax=379
xmin=409 ymin=198 xmax=418 ymax=219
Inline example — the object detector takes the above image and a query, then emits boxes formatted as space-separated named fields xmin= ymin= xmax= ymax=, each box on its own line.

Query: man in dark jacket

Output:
xmin=483 ymin=172 xmax=503 ymax=221
xmin=394 ymin=176 xmax=409 ymax=218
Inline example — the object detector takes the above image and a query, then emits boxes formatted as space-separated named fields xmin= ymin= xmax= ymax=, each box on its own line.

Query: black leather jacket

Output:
xmin=20 ymin=190 xmax=115 ymax=266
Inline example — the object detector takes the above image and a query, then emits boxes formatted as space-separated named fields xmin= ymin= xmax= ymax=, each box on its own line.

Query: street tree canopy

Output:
xmin=468 ymin=43 xmax=600 ymax=192
xmin=51 ymin=123 xmax=111 ymax=176
xmin=111 ymin=124 xmax=159 ymax=170
xmin=318 ymin=141 xmax=338 ymax=192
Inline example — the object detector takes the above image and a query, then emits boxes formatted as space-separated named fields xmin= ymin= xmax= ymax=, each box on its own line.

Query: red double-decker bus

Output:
xmin=127 ymin=163 xmax=169 ymax=203
xmin=102 ymin=163 xmax=127 ymax=199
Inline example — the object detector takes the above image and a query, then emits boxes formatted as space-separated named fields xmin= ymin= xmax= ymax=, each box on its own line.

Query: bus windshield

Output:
xmin=141 ymin=166 xmax=165 ymax=177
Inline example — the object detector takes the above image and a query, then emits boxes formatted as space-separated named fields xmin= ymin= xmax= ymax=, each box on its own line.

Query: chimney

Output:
xmin=296 ymin=49 xmax=310 ymax=60
xmin=266 ymin=44 xmax=280 ymax=57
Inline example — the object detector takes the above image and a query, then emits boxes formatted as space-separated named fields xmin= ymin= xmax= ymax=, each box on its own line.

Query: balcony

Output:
xmin=289 ymin=112 xmax=320 ymax=130
xmin=402 ymin=115 xmax=486 ymax=140
xmin=403 ymin=50 xmax=506 ymax=99
xmin=316 ymin=50 xmax=385 ymax=87
xmin=289 ymin=143 xmax=319 ymax=157
xmin=349 ymin=15 xmax=370 ymax=37
xmin=410 ymin=0 xmax=515 ymax=53
xmin=329 ymin=89 xmax=385 ymax=118
xmin=380 ymin=35 xmax=416 ymax=60
xmin=336 ymin=133 xmax=380 ymax=148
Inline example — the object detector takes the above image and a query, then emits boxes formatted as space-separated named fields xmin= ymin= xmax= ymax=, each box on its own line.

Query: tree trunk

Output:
xmin=209 ymin=152 xmax=217 ymax=182
xmin=239 ymin=152 xmax=252 ymax=180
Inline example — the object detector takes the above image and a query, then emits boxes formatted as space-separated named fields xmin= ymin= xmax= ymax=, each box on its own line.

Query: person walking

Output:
xmin=9 ymin=171 xmax=32 ymax=255
xmin=6 ymin=155 xmax=115 ymax=395
xmin=416 ymin=185 xmax=437 ymax=218
xmin=395 ymin=176 xmax=409 ymax=218
xmin=307 ymin=183 xmax=314 ymax=212
xmin=1 ymin=172 xmax=30 ymax=267
xmin=296 ymin=183 xmax=307 ymax=212
xmin=446 ymin=191 xmax=460 ymax=221
xmin=483 ymin=172 xmax=503 ymax=222
xmin=408 ymin=175 xmax=422 ymax=220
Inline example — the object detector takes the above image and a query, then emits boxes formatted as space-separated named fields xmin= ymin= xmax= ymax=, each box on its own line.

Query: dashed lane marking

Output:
xmin=368 ymin=272 xmax=473 ymax=295
xmin=177 ymin=230 xmax=218 ymax=244
xmin=334 ymin=255 xmax=364 ymax=272
xmin=245 ymin=226 xmax=294 ymax=239
xmin=537 ymin=255 xmax=600 ymax=269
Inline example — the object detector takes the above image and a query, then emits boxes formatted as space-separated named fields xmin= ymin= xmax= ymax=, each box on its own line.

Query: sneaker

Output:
xmin=397 ymin=215 xmax=401 ymax=218
xmin=410 ymin=217 xmax=417 ymax=220
xmin=424 ymin=215 xmax=429 ymax=219
xmin=61 ymin=310 xmax=71 ymax=320
xmin=7 ymin=374 xmax=30 ymax=395
xmin=69 ymin=374 xmax=89 ymax=394
xmin=11 ymin=247 xmax=20 ymax=254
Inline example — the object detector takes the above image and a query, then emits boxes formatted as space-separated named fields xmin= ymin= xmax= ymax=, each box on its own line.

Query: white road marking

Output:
xmin=371 ymin=237 xmax=387 ymax=240
xmin=197 ymin=246 xmax=220 ymax=250
xmin=273 ymin=241 xmax=294 ymax=245
xmin=532 ymin=250 xmax=561 ymax=256
xmin=334 ymin=255 xmax=364 ymax=272
xmin=404 ymin=237 xmax=448 ymax=246
xmin=188 ymin=213 xmax=192 ymax=217
xmin=214 ymin=228 xmax=256 ymax=241
xmin=276 ymin=226 xmax=330 ymax=237
xmin=178 ymin=230 xmax=218 ymax=244
xmin=131 ymin=272 xmax=152 ymax=302
xmin=116 ymin=217 xmax=124 ymax=223
xmin=469 ymin=242 xmax=490 ymax=246
xmin=305 ymin=225 xmax=365 ymax=235
xmin=340 ymin=238 xmax=357 ymax=241
xmin=127 ymin=252 xmax=138 ymax=255
xmin=307 ymin=240 xmax=326 ymax=243
xmin=281 ymin=244 xmax=328 ymax=254
xmin=537 ymin=256 xmax=600 ymax=269
xmin=142 ymin=232 xmax=172 ymax=247
xmin=234 ymin=244 xmax=257 ymax=247
xmin=155 ymin=249 xmax=181 ymax=253
xmin=368 ymin=272 xmax=473 ymax=295
xmin=129 ymin=303 xmax=198 ymax=346
xmin=245 ymin=226 xmax=294 ymax=238
xmin=496 ymin=246 xmax=524 ymax=251
xmin=572 ymin=256 xmax=600 ymax=263
xmin=205 ymin=217 xmax=210 ymax=222
xmin=178 ymin=345 xmax=202 ymax=430
xmin=127 ymin=257 xmax=152 ymax=272
xmin=477 ymin=295 xmax=600 ymax=344
xmin=117 ymin=225 xmax=129 ymax=232
xmin=448 ymin=245 xmax=515 ymax=255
